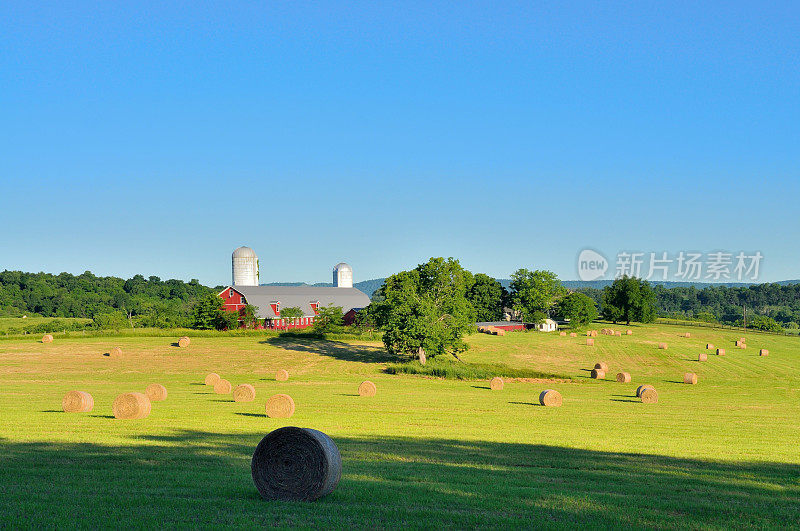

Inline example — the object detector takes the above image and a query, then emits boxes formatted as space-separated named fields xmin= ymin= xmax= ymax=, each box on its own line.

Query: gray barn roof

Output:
xmin=229 ymin=285 xmax=371 ymax=319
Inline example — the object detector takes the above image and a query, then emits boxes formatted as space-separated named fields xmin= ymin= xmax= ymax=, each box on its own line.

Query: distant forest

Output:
xmin=2 ymin=270 xmax=800 ymax=331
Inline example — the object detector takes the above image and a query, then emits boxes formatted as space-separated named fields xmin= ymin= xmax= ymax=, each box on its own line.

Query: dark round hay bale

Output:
xmin=276 ymin=369 xmax=289 ymax=382
xmin=616 ymin=372 xmax=631 ymax=383
xmin=109 ymin=346 xmax=122 ymax=357
xmin=538 ymin=389 xmax=562 ymax=407
xmin=640 ymin=387 xmax=658 ymax=403
xmin=265 ymin=394 xmax=296 ymax=418
xmin=204 ymin=373 xmax=220 ymax=386
xmin=178 ymin=336 xmax=190 ymax=348
xmin=594 ymin=362 xmax=609 ymax=371
xmin=698 ymin=352 xmax=708 ymax=362
xmin=62 ymin=391 xmax=94 ymax=413
xmin=358 ymin=380 xmax=377 ymax=397
xmin=214 ymin=379 xmax=232 ymax=394
xmin=489 ymin=377 xmax=504 ymax=390
xmin=251 ymin=426 xmax=341 ymax=501
xmin=590 ymin=368 xmax=605 ymax=379
xmin=42 ymin=334 xmax=53 ymax=343
xmin=234 ymin=384 xmax=256 ymax=402
xmin=146 ymin=383 xmax=168 ymax=401
xmin=636 ymin=384 xmax=655 ymax=398
xmin=113 ymin=392 xmax=151 ymax=419
xmin=683 ymin=372 xmax=698 ymax=384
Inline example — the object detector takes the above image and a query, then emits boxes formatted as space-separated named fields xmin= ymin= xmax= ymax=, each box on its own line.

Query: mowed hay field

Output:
xmin=1 ymin=324 xmax=799 ymax=528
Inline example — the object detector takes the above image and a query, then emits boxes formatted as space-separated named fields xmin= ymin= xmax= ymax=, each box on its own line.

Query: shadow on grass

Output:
xmin=337 ymin=393 xmax=359 ymax=397
xmin=40 ymin=410 xmax=63 ymax=413
xmin=89 ymin=414 xmax=115 ymax=419
xmin=471 ymin=385 xmax=491 ymax=390
xmin=508 ymin=401 xmax=538 ymax=406
xmin=610 ymin=399 xmax=640 ymax=403
xmin=261 ymin=337 xmax=393 ymax=364
xmin=1 ymin=431 xmax=798 ymax=527
xmin=189 ymin=383 xmax=205 ymax=386
xmin=234 ymin=413 xmax=266 ymax=418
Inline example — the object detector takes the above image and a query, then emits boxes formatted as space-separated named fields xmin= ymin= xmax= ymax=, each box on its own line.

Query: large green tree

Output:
xmin=508 ymin=269 xmax=566 ymax=322
xmin=312 ymin=305 xmax=345 ymax=334
xmin=467 ymin=273 xmax=507 ymax=322
xmin=556 ymin=292 xmax=598 ymax=327
xmin=373 ymin=257 xmax=476 ymax=362
xmin=602 ymin=276 xmax=657 ymax=325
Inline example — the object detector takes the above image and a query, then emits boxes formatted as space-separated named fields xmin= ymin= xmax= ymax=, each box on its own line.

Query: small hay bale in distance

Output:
xmin=358 ymin=380 xmax=377 ymax=396
xmin=251 ymin=426 xmax=341 ymax=502
xmin=658 ymin=343 xmax=668 ymax=350
xmin=594 ymin=362 xmax=609 ymax=372
xmin=42 ymin=334 xmax=54 ymax=343
xmin=276 ymin=369 xmax=289 ymax=382
xmin=586 ymin=331 xmax=593 ymax=337
xmin=615 ymin=331 xmax=622 ymax=337
xmin=684 ymin=332 xmax=691 ymax=338
xmin=739 ymin=343 xmax=747 ymax=349
xmin=735 ymin=340 xmax=742 ymax=347
xmin=759 ymin=349 xmax=769 ymax=356
xmin=698 ymin=352 xmax=708 ymax=362
xmin=234 ymin=384 xmax=256 ymax=402
xmin=716 ymin=348 xmax=726 ymax=356
xmin=214 ymin=379 xmax=232 ymax=394
xmin=177 ymin=336 xmax=190 ymax=348
xmin=204 ymin=373 xmax=220 ymax=386
xmin=112 ymin=392 xmax=151 ymax=419
xmin=495 ymin=328 xmax=506 ymax=336
xmin=616 ymin=372 xmax=631 ymax=383
xmin=538 ymin=389 xmax=562 ymax=407
xmin=265 ymin=394 xmax=295 ymax=418
xmin=591 ymin=330 xmax=598 ymax=337
xmin=489 ymin=377 xmax=504 ymax=390
xmin=706 ymin=343 xmax=714 ymax=350
xmin=640 ymin=387 xmax=658 ymax=403
xmin=683 ymin=372 xmax=698 ymax=385
xmin=559 ymin=331 xmax=567 ymax=336
xmin=109 ymin=346 xmax=122 ymax=357
xmin=636 ymin=384 xmax=655 ymax=398
xmin=591 ymin=368 xmax=605 ymax=379
xmin=62 ymin=391 xmax=94 ymax=413
xmin=146 ymin=383 xmax=168 ymax=402
xmin=586 ymin=338 xmax=595 ymax=346
xmin=626 ymin=330 xmax=633 ymax=335
xmin=569 ymin=332 xmax=577 ymax=337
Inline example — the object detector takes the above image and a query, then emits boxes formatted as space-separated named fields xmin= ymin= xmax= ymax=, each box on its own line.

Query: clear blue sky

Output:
xmin=1 ymin=1 xmax=798 ymax=286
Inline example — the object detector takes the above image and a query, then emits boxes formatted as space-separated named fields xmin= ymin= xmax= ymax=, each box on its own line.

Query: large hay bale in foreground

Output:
xmin=759 ymin=349 xmax=769 ymax=356
xmin=178 ymin=336 xmax=190 ymax=348
xmin=358 ymin=380 xmax=377 ymax=397
xmin=146 ymin=383 xmax=168 ymax=401
xmin=214 ymin=379 xmax=232 ymax=394
xmin=640 ymin=387 xmax=658 ymax=403
xmin=636 ymin=384 xmax=654 ymax=398
xmin=590 ymin=368 xmax=605 ymax=379
xmin=234 ymin=384 xmax=256 ymax=402
xmin=616 ymin=372 xmax=631 ymax=383
xmin=109 ymin=346 xmax=122 ymax=357
xmin=716 ymin=348 xmax=726 ymax=356
xmin=594 ymin=362 xmax=609 ymax=371
xmin=489 ymin=377 xmax=504 ymax=390
xmin=265 ymin=394 xmax=295 ymax=418
xmin=112 ymin=392 xmax=151 ymax=419
xmin=586 ymin=338 xmax=595 ymax=346
xmin=204 ymin=373 xmax=220 ymax=386
xmin=658 ymin=343 xmax=668 ymax=349
xmin=683 ymin=372 xmax=698 ymax=385
xmin=538 ymin=389 xmax=562 ymax=407
xmin=251 ymin=426 xmax=341 ymax=501
xmin=62 ymin=391 xmax=94 ymax=413
xmin=276 ymin=369 xmax=289 ymax=382
xmin=42 ymin=334 xmax=53 ymax=343
xmin=698 ymin=352 xmax=708 ymax=362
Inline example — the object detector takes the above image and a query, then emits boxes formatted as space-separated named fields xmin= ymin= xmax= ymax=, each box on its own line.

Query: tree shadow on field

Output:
xmin=1 ymin=432 xmax=799 ymax=528
xmin=262 ymin=337 xmax=393 ymax=364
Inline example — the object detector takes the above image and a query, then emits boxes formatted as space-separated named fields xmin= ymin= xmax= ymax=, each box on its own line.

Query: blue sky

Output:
xmin=1 ymin=1 xmax=798 ymax=286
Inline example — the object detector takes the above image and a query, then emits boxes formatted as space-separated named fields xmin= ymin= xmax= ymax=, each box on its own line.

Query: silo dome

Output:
xmin=232 ymin=246 xmax=259 ymax=286
xmin=333 ymin=262 xmax=353 ymax=288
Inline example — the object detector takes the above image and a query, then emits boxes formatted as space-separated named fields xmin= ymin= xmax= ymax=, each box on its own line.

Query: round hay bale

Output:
xmin=698 ymin=352 xmax=708 ymax=362
xmin=234 ymin=383 xmax=256 ymax=402
xmin=62 ymin=391 xmax=94 ymax=413
xmin=735 ymin=340 xmax=742 ymax=347
xmin=265 ymin=394 xmax=295 ymax=418
xmin=214 ymin=379 xmax=232 ymax=394
xmin=684 ymin=332 xmax=691 ymax=338
xmin=716 ymin=348 xmax=726 ymax=356
xmin=109 ymin=346 xmax=122 ymax=357
xmin=495 ymin=328 xmax=506 ymax=336
xmin=178 ymin=336 xmax=190 ymax=348
xmin=276 ymin=369 xmax=289 ymax=382
xmin=112 ymin=392 xmax=151 ymax=419
xmin=616 ymin=372 xmax=631 ymax=383
xmin=489 ymin=377 xmax=504 ymax=390
xmin=204 ymin=373 xmax=220 ymax=386
xmin=658 ymin=343 xmax=668 ymax=350
xmin=759 ymin=349 xmax=769 ymax=356
xmin=636 ymin=384 xmax=655 ymax=398
xmin=626 ymin=330 xmax=633 ymax=335
xmin=594 ymin=362 xmax=609 ymax=371
xmin=42 ymin=334 xmax=53 ymax=343
xmin=251 ymin=426 xmax=341 ymax=501
xmin=559 ymin=331 xmax=567 ymax=336
xmin=739 ymin=343 xmax=747 ymax=349
xmin=640 ymin=387 xmax=658 ymax=403
xmin=586 ymin=331 xmax=593 ymax=337
xmin=569 ymin=332 xmax=577 ymax=337
xmin=590 ymin=368 xmax=605 ymax=379
xmin=683 ymin=372 xmax=698 ymax=385
xmin=146 ymin=383 xmax=168 ymax=402
xmin=358 ymin=380 xmax=377 ymax=397
xmin=706 ymin=343 xmax=714 ymax=350
xmin=586 ymin=338 xmax=595 ymax=346
xmin=538 ymin=389 xmax=562 ymax=407
xmin=615 ymin=331 xmax=621 ymax=336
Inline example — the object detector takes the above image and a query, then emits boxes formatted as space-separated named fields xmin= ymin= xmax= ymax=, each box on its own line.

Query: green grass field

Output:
xmin=1 ymin=323 xmax=798 ymax=528
xmin=0 ymin=316 xmax=92 ymax=332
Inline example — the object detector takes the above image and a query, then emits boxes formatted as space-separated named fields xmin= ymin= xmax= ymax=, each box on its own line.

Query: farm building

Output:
xmin=221 ymin=247 xmax=370 ymax=329
xmin=533 ymin=318 xmax=559 ymax=332
xmin=475 ymin=318 xmax=559 ymax=333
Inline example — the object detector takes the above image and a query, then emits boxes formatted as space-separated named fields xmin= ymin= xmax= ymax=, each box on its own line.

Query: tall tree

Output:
xmin=602 ymin=276 xmax=657 ymax=325
xmin=556 ymin=292 xmax=598 ymax=327
xmin=509 ymin=269 xmax=566 ymax=322
xmin=467 ymin=273 xmax=507 ymax=322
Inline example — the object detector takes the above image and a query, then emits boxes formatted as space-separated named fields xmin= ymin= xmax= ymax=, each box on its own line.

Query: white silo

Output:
xmin=333 ymin=262 xmax=353 ymax=288
xmin=232 ymin=246 xmax=259 ymax=286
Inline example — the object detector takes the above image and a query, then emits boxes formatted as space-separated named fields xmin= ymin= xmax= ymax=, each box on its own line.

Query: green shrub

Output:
xmin=385 ymin=359 xmax=569 ymax=380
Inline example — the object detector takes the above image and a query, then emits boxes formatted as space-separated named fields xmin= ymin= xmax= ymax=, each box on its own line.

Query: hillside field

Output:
xmin=0 ymin=324 xmax=798 ymax=527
